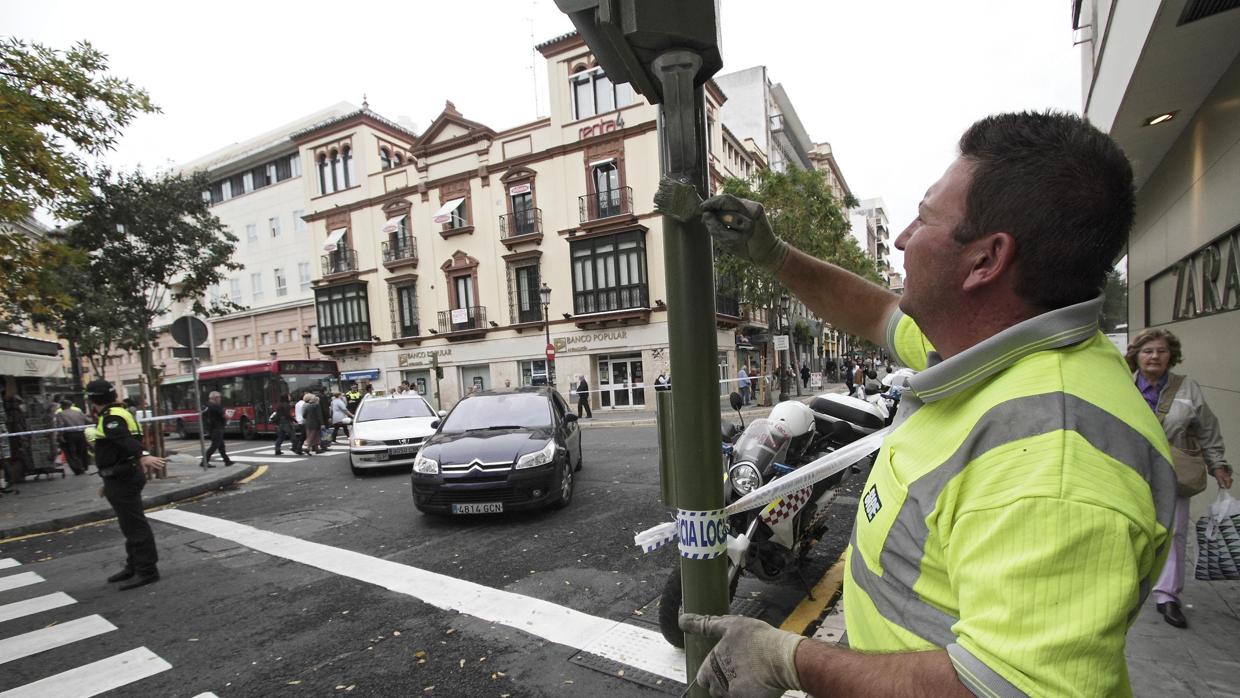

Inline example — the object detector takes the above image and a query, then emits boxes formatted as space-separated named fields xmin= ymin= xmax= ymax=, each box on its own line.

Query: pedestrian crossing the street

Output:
xmin=0 ymin=558 xmax=173 ymax=696
xmin=203 ymin=442 xmax=347 ymax=465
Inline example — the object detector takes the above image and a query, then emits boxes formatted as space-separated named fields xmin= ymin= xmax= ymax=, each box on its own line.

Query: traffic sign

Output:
xmin=170 ymin=316 xmax=208 ymax=347
xmin=773 ymin=335 xmax=790 ymax=351
xmin=546 ymin=343 xmax=556 ymax=362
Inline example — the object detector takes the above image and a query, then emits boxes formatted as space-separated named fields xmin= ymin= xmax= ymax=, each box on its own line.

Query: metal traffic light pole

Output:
xmin=552 ymin=3 xmax=726 ymax=692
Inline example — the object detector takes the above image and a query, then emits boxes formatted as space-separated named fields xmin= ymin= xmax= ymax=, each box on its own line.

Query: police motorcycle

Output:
xmin=657 ymin=390 xmax=886 ymax=647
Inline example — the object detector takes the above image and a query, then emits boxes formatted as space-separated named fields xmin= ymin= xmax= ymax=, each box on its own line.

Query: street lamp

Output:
xmin=540 ymin=282 xmax=553 ymax=385
xmin=301 ymin=329 xmax=312 ymax=359
xmin=779 ymin=293 xmax=790 ymax=401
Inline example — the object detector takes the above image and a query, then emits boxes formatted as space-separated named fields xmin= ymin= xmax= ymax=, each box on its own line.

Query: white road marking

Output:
xmin=0 ymin=646 xmax=171 ymax=697
xmin=0 ymin=572 xmax=43 ymax=594
xmin=149 ymin=509 xmax=686 ymax=683
xmin=0 ymin=593 xmax=76 ymax=624
xmin=0 ymin=614 xmax=115 ymax=665
xmin=0 ymin=559 xmax=19 ymax=570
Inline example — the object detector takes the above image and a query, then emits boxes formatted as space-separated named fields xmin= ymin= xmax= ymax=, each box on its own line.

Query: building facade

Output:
xmin=1078 ymin=0 xmax=1240 ymax=518
xmin=856 ymin=197 xmax=893 ymax=284
xmin=297 ymin=34 xmax=738 ymax=410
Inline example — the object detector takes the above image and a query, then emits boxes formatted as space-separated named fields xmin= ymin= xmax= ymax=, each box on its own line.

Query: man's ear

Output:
xmin=961 ymin=232 xmax=1017 ymax=293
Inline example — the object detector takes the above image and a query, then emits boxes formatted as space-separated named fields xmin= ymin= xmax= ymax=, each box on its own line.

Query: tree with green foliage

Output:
xmin=48 ymin=168 xmax=241 ymax=453
xmin=715 ymin=167 xmax=880 ymax=312
xmin=0 ymin=38 xmax=158 ymax=326
xmin=1099 ymin=267 xmax=1128 ymax=333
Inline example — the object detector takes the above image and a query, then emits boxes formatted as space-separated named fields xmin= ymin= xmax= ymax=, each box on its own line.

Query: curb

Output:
xmin=0 ymin=463 xmax=259 ymax=540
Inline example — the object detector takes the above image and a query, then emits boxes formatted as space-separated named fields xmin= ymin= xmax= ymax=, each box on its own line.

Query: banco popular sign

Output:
xmin=1149 ymin=227 xmax=1240 ymax=324
xmin=552 ymin=330 xmax=628 ymax=354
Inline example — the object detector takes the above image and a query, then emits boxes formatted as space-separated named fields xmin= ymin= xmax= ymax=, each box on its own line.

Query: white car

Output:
xmin=348 ymin=394 xmax=444 ymax=475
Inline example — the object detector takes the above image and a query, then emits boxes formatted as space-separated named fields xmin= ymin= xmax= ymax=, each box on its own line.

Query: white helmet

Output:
xmin=768 ymin=400 xmax=815 ymax=438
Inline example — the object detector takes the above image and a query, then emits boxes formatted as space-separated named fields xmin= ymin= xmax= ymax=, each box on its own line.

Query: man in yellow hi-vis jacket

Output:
xmin=85 ymin=379 xmax=166 ymax=590
xmin=659 ymin=111 xmax=1176 ymax=697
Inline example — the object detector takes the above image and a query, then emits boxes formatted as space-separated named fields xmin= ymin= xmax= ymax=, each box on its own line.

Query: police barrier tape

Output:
xmin=0 ymin=414 xmax=185 ymax=441
xmin=632 ymin=426 xmax=892 ymax=554
xmin=557 ymin=375 xmax=800 ymax=399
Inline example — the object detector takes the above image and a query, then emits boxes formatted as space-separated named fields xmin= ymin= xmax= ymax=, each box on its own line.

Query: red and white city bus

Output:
xmin=159 ymin=359 xmax=339 ymax=438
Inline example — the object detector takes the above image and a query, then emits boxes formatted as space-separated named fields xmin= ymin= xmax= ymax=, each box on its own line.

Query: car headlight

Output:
xmin=352 ymin=438 xmax=384 ymax=447
xmin=729 ymin=462 xmax=762 ymax=496
xmin=413 ymin=453 xmax=439 ymax=474
xmin=515 ymin=441 xmax=556 ymax=470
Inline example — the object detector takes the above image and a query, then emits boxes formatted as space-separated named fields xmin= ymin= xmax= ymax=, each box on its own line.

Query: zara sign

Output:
xmin=1147 ymin=227 xmax=1240 ymax=325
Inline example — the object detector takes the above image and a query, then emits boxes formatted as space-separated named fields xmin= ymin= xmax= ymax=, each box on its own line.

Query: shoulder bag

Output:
xmin=1155 ymin=373 xmax=1209 ymax=497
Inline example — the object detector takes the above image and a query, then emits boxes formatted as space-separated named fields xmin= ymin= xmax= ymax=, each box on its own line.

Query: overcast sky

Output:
xmin=3 ymin=1 xmax=1083 ymax=277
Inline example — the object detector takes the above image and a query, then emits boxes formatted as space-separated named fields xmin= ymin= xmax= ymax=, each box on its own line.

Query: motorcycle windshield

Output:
xmin=731 ymin=418 xmax=791 ymax=472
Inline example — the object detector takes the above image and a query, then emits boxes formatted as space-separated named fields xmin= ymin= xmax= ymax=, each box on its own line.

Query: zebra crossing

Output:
xmin=0 ymin=558 xmax=173 ymax=697
xmin=201 ymin=442 xmax=346 ymax=464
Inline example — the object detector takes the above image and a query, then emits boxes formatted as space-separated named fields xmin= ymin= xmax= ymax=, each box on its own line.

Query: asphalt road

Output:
xmin=0 ymin=426 xmax=859 ymax=697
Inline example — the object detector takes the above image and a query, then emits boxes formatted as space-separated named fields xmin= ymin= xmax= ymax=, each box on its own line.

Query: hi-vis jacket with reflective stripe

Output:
xmin=844 ymin=296 xmax=1176 ymax=697
xmin=91 ymin=405 xmax=144 ymax=472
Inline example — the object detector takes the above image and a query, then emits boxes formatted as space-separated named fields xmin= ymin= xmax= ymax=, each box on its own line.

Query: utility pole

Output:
xmin=554 ymin=3 xmax=724 ymax=693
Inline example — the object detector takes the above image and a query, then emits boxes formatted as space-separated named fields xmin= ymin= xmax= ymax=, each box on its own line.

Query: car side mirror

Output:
xmin=728 ymin=392 xmax=743 ymax=413
xmin=564 ymin=413 xmax=579 ymax=423
xmin=438 ymin=410 xmax=447 ymax=418
xmin=430 ymin=420 xmax=440 ymax=430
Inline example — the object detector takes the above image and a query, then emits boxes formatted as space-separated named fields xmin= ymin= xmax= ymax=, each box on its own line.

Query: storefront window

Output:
xmin=520 ymin=359 xmax=549 ymax=386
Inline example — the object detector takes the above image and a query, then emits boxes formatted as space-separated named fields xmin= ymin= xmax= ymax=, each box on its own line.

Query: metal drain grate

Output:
xmin=569 ymin=641 xmax=686 ymax=695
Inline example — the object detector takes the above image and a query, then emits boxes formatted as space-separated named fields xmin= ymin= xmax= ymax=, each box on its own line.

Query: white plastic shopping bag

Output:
xmin=1195 ymin=491 xmax=1240 ymax=580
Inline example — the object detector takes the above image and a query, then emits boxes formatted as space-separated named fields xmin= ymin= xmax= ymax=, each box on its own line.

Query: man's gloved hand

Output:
xmin=680 ymin=613 xmax=805 ymax=698
xmin=700 ymin=195 xmax=789 ymax=273
xmin=654 ymin=176 xmax=704 ymax=223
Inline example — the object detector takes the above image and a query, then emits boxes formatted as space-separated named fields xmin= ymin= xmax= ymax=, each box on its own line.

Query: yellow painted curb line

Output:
xmin=0 ymin=465 xmax=269 ymax=545
xmin=237 ymin=464 xmax=268 ymax=484
xmin=780 ymin=551 xmax=848 ymax=635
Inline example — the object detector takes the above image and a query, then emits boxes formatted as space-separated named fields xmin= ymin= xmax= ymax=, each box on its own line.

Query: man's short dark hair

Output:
xmin=954 ymin=111 xmax=1134 ymax=310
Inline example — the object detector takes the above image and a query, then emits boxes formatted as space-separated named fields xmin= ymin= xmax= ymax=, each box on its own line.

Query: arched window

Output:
xmin=393 ymin=152 xmax=404 ymax=167
xmin=379 ymin=147 xmax=391 ymax=170
xmin=318 ymin=154 xmax=330 ymax=195
xmin=341 ymin=146 xmax=353 ymax=188
xmin=330 ymin=149 xmax=342 ymax=192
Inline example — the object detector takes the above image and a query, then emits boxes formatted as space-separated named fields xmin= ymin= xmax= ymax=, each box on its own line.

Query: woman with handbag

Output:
xmin=1128 ymin=328 xmax=1233 ymax=629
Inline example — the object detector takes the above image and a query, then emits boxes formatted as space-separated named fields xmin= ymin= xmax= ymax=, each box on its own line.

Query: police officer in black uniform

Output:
xmin=86 ymin=379 xmax=164 ymax=590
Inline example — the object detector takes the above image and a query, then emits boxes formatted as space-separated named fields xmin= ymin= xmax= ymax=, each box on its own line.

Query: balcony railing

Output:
xmin=578 ymin=187 xmax=633 ymax=224
xmin=321 ymin=248 xmax=358 ymax=276
xmin=517 ymin=305 xmax=544 ymax=324
xmin=573 ymin=283 xmax=648 ymax=315
xmin=382 ymin=234 xmax=417 ymax=263
xmin=499 ymin=208 xmax=542 ymax=238
xmin=715 ymin=293 xmax=741 ymax=318
xmin=438 ymin=306 xmax=487 ymax=333
xmin=318 ymin=322 xmax=371 ymax=345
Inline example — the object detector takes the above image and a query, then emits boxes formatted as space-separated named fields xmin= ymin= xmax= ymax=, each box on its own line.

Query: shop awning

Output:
xmin=0 ymin=349 xmax=66 ymax=379
xmin=432 ymin=198 xmax=464 ymax=224
xmin=381 ymin=214 xmax=406 ymax=234
xmin=322 ymin=228 xmax=347 ymax=252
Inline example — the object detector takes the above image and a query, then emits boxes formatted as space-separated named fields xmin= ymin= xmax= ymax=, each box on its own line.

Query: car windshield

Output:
xmin=356 ymin=398 xmax=434 ymax=422
xmin=440 ymin=393 xmax=553 ymax=433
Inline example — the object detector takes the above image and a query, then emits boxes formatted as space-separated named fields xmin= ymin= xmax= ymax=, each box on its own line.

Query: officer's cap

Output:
xmin=85 ymin=379 xmax=115 ymax=397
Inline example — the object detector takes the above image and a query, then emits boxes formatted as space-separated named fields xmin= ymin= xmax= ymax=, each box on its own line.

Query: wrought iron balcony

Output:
xmin=318 ymin=321 xmax=371 ymax=345
xmin=715 ymin=292 xmax=741 ymax=318
xmin=573 ymin=283 xmax=648 ymax=315
xmin=499 ymin=208 xmax=542 ymax=238
xmin=382 ymin=234 xmax=417 ymax=264
xmin=438 ymin=306 xmax=487 ymax=333
xmin=578 ymin=187 xmax=633 ymax=224
xmin=321 ymin=248 xmax=358 ymax=276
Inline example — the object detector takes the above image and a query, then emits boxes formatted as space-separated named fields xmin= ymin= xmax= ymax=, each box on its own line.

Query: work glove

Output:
xmin=680 ymin=613 xmax=804 ymax=698
xmin=654 ymin=177 xmax=790 ymax=273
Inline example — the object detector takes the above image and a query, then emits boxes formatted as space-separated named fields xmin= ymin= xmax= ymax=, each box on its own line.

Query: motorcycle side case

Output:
xmin=810 ymin=392 xmax=886 ymax=436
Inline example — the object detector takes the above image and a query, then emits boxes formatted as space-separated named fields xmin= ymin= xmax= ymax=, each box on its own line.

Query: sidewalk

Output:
xmin=581 ymin=383 xmax=847 ymax=427
xmin=813 ymin=573 xmax=1240 ymax=696
xmin=0 ymin=454 xmax=257 ymax=540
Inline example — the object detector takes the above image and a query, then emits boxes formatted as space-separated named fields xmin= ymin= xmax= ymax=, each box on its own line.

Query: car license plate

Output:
xmin=451 ymin=502 xmax=503 ymax=514
xmin=389 ymin=445 xmax=419 ymax=456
